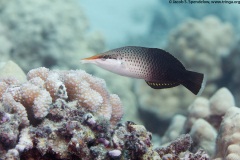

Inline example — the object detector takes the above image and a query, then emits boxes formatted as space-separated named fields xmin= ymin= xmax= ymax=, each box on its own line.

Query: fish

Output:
xmin=81 ymin=46 xmax=206 ymax=95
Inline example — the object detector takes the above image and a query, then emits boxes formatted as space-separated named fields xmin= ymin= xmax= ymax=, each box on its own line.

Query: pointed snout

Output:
xmin=81 ymin=55 xmax=101 ymax=61
xmin=81 ymin=54 xmax=101 ymax=64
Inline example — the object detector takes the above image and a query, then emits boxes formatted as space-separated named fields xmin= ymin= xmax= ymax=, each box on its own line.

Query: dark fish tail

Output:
xmin=181 ymin=70 xmax=206 ymax=95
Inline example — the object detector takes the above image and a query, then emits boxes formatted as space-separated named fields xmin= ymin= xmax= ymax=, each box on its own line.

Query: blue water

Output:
xmin=80 ymin=0 xmax=158 ymax=47
xmin=80 ymin=0 xmax=240 ymax=48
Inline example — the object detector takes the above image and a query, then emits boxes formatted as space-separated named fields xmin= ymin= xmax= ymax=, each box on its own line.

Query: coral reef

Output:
xmin=0 ymin=0 xmax=104 ymax=71
xmin=86 ymin=67 xmax=140 ymax=124
xmin=185 ymin=88 xmax=235 ymax=132
xmin=1 ymin=62 xmax=238 ymax=159
xmin=134 ymin=16 xmax=235 ymax=124
xmin=2 ymin=66 xmax=123 ymax=124
xmin=222 ymin=41 xmax=240 ymax=105
xmin=0 ymin=0 xmax=140 ymax=126
xmin=162 ymin=87 xmax=238 ymax=159
xmin=157 ymin=134 xmax=192 ymax=158
xmin=213 ymin=107 xmax=240 ymax=160
xmin=156 ymin=134 xmax=209 ymax=160
xmin=0 ymin=66 xmax=144 ymax=159
xmin=161 ymin=115 xmax=186 ymax=144
xmin=0 ymin=65 xmax=211 ymax=159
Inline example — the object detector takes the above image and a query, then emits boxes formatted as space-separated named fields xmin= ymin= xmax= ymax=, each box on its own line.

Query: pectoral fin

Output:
xmin=145 ymin=81 xmax=180 ymax=89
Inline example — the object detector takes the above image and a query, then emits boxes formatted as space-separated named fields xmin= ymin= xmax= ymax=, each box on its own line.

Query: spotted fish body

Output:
xmin=81 ymin=46 xmax=206 ymax=95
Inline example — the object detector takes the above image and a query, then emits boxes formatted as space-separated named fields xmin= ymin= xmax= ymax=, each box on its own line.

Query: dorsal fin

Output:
xmin=145 ymin=81 xmax=180 ymax=89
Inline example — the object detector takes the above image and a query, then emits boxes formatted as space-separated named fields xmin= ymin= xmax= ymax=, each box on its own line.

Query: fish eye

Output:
xmin=101 ymin=55 xmax=108 ymax=61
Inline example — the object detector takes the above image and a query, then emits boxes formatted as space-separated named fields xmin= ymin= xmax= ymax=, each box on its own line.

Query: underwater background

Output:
xmin=0 ymin=0 xmax=240 ymax=159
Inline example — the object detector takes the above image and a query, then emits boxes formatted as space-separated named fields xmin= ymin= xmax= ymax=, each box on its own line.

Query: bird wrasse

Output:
xmin=81 ymin=46 xmax=206 ymax=95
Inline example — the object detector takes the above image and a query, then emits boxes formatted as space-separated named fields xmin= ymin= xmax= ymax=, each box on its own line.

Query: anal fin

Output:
xmin=145 ymin=81 xmax=180 ymax=89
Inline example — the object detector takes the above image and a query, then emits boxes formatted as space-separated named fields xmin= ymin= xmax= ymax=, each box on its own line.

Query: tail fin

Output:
xmin=181 ymin=70 xmax=206 ymax=95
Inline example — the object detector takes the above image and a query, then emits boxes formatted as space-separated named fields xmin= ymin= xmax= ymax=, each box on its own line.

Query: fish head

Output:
xmin=81 ymin=53 xmax=126 ymax=73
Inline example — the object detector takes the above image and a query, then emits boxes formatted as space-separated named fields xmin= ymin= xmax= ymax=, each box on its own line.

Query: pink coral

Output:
xmin=0 ymin=66 xmax=128 ymax=159
xmin=110 ymin=94 xmax=123 ymax=125
xmin=61 ymin=70 xmax=112 ymax=119
xmin=1 ymin=67 xmax=124 ymax=125
xmin=15 ymin=128 xmax=33 ymax=152
xmin=63 ymin=71 xmax=103 ymax=112
xmin=20 ymin=83 xmax=52 ymax=119
xmin=27 ymin=67 xmax=49 ymax=81
xmin=45 ymin=72 xmax=68 ymax=101
xmin=2 ymin=93 xmax=29 ymax=127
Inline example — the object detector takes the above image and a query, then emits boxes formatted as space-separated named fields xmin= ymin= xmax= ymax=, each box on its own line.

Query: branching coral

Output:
xmin=109 ymin=94 xmax=123 ymax=125
xmin=1 ymin=81 xmax=52 ymax=123
xmin=15 ymin=128 xmax=33 ymax=152
xmin=0 ymin=66 xmax=126 ymax=159
xmin=27 ymin=67 xmax=119 ymax=121
xmin=61 ymin=70 xmax=105 ymax=114
xmin=87 ymin=67 xmax=140 ymax=125
xmin=2 ymin=93 xmax=29 ymax=127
